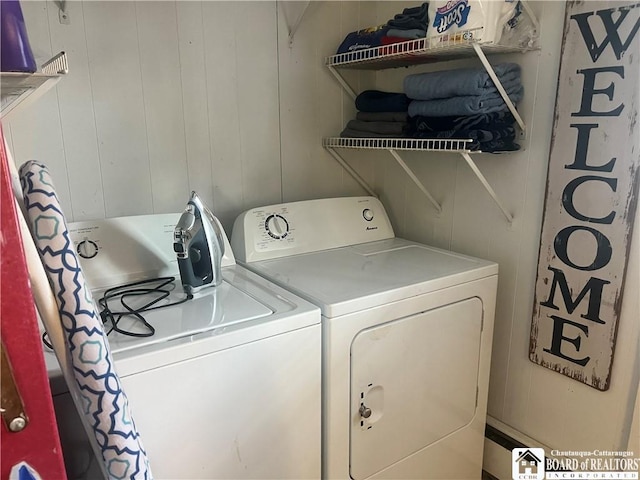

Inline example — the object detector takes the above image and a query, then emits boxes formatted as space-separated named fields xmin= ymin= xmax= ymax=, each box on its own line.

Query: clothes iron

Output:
xmin=173 ymin=192 xmax=225 ymax=294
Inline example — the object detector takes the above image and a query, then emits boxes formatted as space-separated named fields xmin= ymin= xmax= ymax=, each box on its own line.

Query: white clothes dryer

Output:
xmin=44 ymin=214 xmax=321 ymax=480
xmin=231 ymin=196 xmax=498 ymax=480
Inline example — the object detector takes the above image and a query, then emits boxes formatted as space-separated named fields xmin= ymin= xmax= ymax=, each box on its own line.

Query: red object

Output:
xmin=0 ymin=126 xmax=67 ymax=479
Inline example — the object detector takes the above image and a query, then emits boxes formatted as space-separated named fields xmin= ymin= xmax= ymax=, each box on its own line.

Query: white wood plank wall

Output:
xmin=6 ymin=0 xmax=639 ymax=465
xmin=6 ymin=0 xmax=374 ymax=230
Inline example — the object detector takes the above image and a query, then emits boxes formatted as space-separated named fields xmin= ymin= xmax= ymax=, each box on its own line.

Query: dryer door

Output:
xmin=350 ymin=297 xmax=483 ymax=480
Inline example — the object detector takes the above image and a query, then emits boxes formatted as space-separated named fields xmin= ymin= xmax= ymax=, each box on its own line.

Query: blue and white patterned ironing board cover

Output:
xmin=20 ymin=161 xmax=152 ymax=480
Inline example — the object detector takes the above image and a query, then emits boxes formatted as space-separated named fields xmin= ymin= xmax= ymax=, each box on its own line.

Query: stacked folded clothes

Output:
xmin=336 ymin=2 xmax=429 ymax=55
xmin=406 ymin=111 xmax=519 ymax=152
xmin=340 ymin=91 xmax=409 ymax=138
xmin=385 ymin=2 xmax=429 ymax=41
xmin=403 ymin=63 xmax=523 ymax=152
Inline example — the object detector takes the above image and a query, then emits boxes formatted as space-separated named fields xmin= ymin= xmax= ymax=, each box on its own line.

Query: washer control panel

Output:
xmin=67 ymin=213 xmax=235 ymax=289
xmin=230 ymin=196 xmax=395 ymax=263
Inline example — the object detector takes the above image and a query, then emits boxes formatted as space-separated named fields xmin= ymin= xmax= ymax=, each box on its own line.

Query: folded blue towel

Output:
xmin=346 ymin=119 xmax=407 ymax=135
xmin=408 ymin=112 xmax=516 ymax=133
xmin=412 ymin=126 xmax=519 ymax=152
xmin=387 ymin=2 xmax=429 ymax=30
xmin=404 ymin=63 xmax=522 ymax=100
xmin=408 ymin=85 xmax=524 ymax=117
xmin=341 ymin=128 xmax=402 ymax=138
xmin=356 ymin=90 xmax=411 ymax=113
xmin=386 ymin=28 xmax=426 ymax=39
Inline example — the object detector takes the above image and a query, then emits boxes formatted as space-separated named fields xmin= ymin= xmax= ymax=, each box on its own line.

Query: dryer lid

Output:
xmin=247 ymin=238 xmax=498 ymax=317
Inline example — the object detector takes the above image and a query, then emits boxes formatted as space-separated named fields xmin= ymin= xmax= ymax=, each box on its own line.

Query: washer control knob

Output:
xmin=77 ymin=238 xmax=99 ymax=259
xmin=265 ymin=214 xmax=289 ymax=240
xmin=359 ymin=404 xmax=372 ymax=418
xmin=362 ymin=208 xmax=374 ymax=222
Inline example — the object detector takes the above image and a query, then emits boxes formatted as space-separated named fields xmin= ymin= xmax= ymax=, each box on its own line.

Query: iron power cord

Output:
xmin=98 ymin=276 xmax=193 ymax=338
xmin=41 ymin=276 xmax=192 ymax=349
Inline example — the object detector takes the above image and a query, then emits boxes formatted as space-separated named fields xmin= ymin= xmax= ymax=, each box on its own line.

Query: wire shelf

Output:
xmin=1 ymin=52 xmax=68 ymax=119
xmin=323 ymin=137 xmax=472 ymax=152
xmin=326 ymin=28 xmax=535 ymax=70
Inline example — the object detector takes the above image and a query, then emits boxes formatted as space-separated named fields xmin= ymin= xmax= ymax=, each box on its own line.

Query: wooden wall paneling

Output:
xmin=45 ymin=0 xmax=105 ymax=221
xmin=7 ymin=1 xmax=72 ymax=218
xmin=83 ymin=1 xmax=152 ymax=218
xmin=484 ymin=227 xmax=523 ymax=419
xmin=479 ymin=45 xmax=546 ymax=420
xmin=278 ymin=2 xmax=327 ymax=202
xmin=337 ymin=1 xmax=377 ymax=196
xmin=525 ymin=367 xmax=572 ymax=445
xmin=486 ymin=4 xmax=560 ymax=416
xmin=176 ymin=1 xmax=215 ymax=211
xmin=202 ymin=1 xmax=245 ymax=230
xmin=403 ymin=152 xmax=458 ymax=249
xmin=449 ymin=156 xmax=493 ymax=260
xmin=496 ymin=0 xmax=561 ymax=422
xmin=278 ymin=1 xmax=378 ymax=203
xmin=136 ymin=1 xmax=190 ymax=215
xmin=314 ymin=1 xmax=350 ymax=199
xmin=235 ymin=2 xmax=282 ymax=212
xmin=499 ymin=1 xmax=564 ymax=425
xmin=378 ymin=153 xmax=409 ymax=236
xmin=277 ymin=0 xmax=315 ymax=202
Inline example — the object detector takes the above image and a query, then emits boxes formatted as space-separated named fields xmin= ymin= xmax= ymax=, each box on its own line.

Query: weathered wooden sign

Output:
xmin=530 ymin=1 xmax=639 ymax=391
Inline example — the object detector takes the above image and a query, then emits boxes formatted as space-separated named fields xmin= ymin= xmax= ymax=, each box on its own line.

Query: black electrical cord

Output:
xmin=98 ymin=276 xmax=193 ymax=338
xmin=41 ymin=276 xmax=192 ymax=348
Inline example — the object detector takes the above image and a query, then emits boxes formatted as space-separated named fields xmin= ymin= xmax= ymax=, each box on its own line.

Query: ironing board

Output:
xmin=19 ymin=161 xmax=152 ymax=480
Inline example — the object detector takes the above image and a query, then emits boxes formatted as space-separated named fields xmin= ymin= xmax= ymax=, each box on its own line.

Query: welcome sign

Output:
xmin=530 ymin=1 xmax=639 ymax=391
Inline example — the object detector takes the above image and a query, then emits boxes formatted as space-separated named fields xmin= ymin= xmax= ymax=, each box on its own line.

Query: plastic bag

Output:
xmin=427 ymin=0 xmax=538 ymax=47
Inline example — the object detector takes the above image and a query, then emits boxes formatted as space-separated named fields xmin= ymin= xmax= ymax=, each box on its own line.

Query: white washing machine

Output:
xmin=231 ymin=196 xmax=498 ymax=480
xmin=44 ymin=213 xmax=321 ymax=479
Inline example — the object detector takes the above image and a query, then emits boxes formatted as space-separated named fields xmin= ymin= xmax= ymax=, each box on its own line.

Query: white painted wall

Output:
xmin=5 ymin=0 xmax=373 ymax=231
xmin=6 ymin=0 xmax=638 ymax=463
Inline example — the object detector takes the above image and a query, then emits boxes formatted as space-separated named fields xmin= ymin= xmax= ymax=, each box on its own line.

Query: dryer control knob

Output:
xmin=359 ymin=404 xmax=372 ymax=418
xmin=362 ymin=208 xmax=374 ymax=221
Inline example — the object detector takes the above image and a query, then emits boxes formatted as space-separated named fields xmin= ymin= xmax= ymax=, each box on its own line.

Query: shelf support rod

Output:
xmin=389 ymin=149 xmax=442 ymax=214
xmin=325 ymin=147 xmax=377 ymax=197
xmin=460 ymin=152 xmax=513 ymax=223
xmin=327 ymin=66 xmax=357 ymax=100
xmin=472 ymin=43 xmax=525 ymax=133
xmin=520 ymin=1 xmax=541 ymax=35
xmin=285 ymin=1 xmax=311 ymax=46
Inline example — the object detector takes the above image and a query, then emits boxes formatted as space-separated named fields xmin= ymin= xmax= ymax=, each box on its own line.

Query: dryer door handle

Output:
xmin=359 ymin=404 xmax=372 ymax=419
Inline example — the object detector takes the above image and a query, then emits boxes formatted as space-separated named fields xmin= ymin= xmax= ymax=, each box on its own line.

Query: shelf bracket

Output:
xmin=460 ymin=152 xmax=513 ymax=223
xmin=54 ymin=0 xmax=70 ymax=24
xmin=472 ymin=43 xmax=525 ymax=134
xmin=325 ymin=147 xmax=377 ymax=197
xmin=388 ymin=149 xmax=442 ymax=214
xmin=327 ymin=66 xmax=357 ymax=100
xmin=280 ymin=1 xmax=312 ymax=47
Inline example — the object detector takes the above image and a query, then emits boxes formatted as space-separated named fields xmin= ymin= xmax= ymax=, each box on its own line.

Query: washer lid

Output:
xmin=45 ymin=264 xmax=321 ymax=391
xmin=102 ymin=280 xmax=273 ymax=355
xmin=247 ymin=238 xmax=498 ymax=317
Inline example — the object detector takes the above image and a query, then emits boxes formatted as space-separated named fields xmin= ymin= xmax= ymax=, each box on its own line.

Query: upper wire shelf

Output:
xmin=1 ymin=52 xmax=68 ymax=119
xmin=323 ymin=137 xmax=472 ymax=152
xmin=325 ymin=27 xmax=535 ymax=70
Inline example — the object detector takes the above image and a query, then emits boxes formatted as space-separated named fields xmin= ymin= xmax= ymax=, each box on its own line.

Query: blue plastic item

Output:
xmin=1 ymin=0 xmax=37 ymax=73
